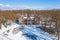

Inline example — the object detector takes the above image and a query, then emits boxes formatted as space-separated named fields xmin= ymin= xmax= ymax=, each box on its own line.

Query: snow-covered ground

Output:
xmin=0 ymin=23 xmax=57 ymax=40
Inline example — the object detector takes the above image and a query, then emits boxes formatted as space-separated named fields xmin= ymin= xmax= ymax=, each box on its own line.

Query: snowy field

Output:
xmin=0 ymin=23 xmax=57 ymax=40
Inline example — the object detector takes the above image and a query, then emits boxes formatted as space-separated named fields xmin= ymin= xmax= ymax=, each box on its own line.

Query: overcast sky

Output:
xmin=0 ymin=0 xmax=60 ymax=10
